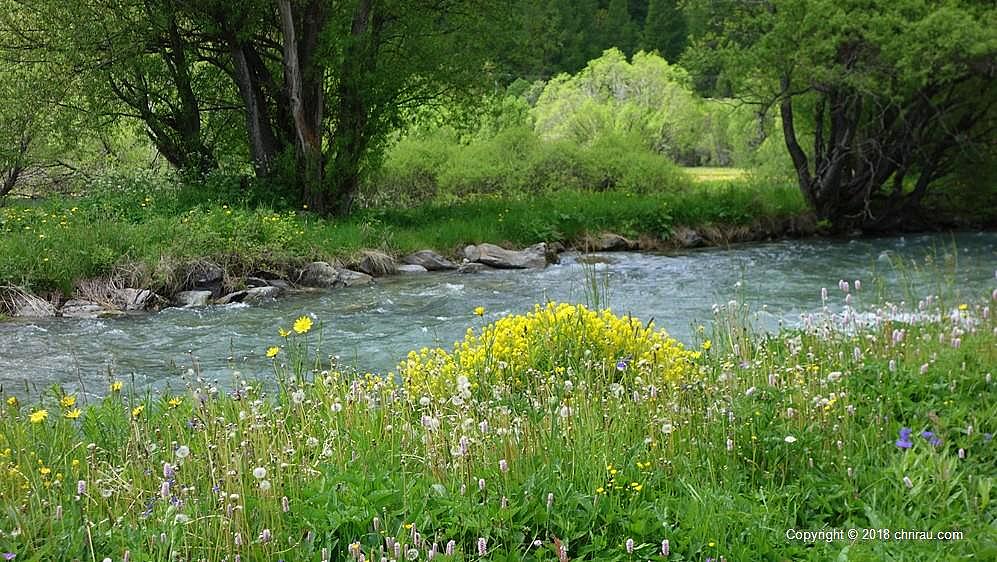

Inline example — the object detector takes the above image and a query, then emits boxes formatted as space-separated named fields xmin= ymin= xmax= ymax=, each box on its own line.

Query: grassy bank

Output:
xmin=0 ymin=173 xmax=806 ymax=297
xmin=0 ymin=285 xmax=994 ymax=560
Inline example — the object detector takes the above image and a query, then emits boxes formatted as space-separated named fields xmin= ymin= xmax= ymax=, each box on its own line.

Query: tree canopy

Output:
xmin=689 ymin=0 xmax=997 ymax=231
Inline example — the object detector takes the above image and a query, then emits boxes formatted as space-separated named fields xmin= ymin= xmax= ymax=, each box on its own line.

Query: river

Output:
xmin=1 ymin=232 xmax=994 ymax=396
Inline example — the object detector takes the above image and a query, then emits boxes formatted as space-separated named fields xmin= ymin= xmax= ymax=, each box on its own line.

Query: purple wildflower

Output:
xmin=921 ymin=431 xmax=942 ymax=447
xmin=2 ymin=553 xmax=14 ymax=561
xmin=616 ymin=358 xmax=630 ymax=371
xmin=896 ymin=427 xmax=913 ymax=449
xmin=984 ymin=433 xmax=993 ymax=443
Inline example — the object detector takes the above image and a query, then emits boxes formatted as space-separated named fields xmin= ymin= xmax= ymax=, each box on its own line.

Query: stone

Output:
xmin=357 ymin=250 xmax=397 ymax=276
xmin=335 ymin=269 xmax=374 ymax=287
xmin=672 ymin=226 xmax=704 ymax=248
xmin=465 ymin=242 xmax=548 ymax=269
xmin=245 ymin=276 xmax=270 ymax=288
xmin=60 ymin=299 xmax=116 ymax=319
xmin=594 ymin=232 xmax=636 ymax=251
xmin=298 ymin=262 xmax=340 ymax=288
xmin=457 ymin=262 xmax=488 ymax=274
xmin=113 ymin=288 xmax=156 ymax=311
xmin=216 ymin=286 xmax=282 ymax=305
xmin=402 ymin=250 xmax=457 ymax=271
xmin=397 ymin=264 xmax=429 ymax=274
xmin=174 ymin=290 xmax=212 ymax=308
xmin=187 ymin=263 xmax=225 ymax=297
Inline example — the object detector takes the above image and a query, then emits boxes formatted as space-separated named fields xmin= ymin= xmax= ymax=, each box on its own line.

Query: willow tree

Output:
xmin=689 ymin=0 xmax=996 ymax=231
xmin=191 ymin=0 xmax=514 ymax=215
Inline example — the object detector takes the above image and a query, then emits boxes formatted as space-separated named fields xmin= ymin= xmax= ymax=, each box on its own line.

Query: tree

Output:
xmin=642 ymin=0 xmax=686 ymax=62
xmin=190 ymin=0 xmax=514 ymax=215
xmin=690 ymin=0 xmax=997 ymax=231
xmin=2 ymin=0 xmax=244 ymax=177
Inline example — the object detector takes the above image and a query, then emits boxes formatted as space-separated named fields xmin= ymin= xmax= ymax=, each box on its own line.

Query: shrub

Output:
xmin=399 ymin=302 xmax=700 ymax=397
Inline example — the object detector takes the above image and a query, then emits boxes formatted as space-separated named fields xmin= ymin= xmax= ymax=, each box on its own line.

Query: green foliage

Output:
xmin=686 ymin=0 xmax=997 ymax=230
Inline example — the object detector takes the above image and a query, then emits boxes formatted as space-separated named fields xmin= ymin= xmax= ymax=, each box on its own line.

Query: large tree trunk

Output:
xmin=278 ymin=0 xmax=328 ymax=212
xmin=229 ymin=41 xmax=285 ymax=177
xmin=329 ymin=0 xmax=377 ymax=217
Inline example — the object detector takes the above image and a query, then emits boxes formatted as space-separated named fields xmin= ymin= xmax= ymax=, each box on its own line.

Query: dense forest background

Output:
xmin=1 ymin=0 xmax=994 ymax=231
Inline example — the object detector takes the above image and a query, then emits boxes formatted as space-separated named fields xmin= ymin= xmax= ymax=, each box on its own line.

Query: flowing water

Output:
xmin=1 ymin=232 xmax=994 ymax=396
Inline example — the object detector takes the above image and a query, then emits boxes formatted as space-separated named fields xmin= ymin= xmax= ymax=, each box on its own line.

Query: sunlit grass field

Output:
xmin=1 ymin=280 xmax=994 ymax=561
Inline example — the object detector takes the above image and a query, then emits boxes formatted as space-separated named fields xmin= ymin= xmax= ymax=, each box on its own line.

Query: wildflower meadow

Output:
xmin=1 ymin=285 xmax=995 ymax=561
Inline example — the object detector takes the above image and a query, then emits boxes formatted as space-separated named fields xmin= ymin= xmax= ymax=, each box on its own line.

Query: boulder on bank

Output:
xmin=184 ymin=262 xmax=225 ymax=297
xmin=462 ymin=243 xmax=548 ymax=269
xmin=174 ymin=290 xmax=213 ymax=308
xmin=297 ymin=262 xmax=374 ymax=288
xmin=60 ymin=299 xmax=123 ymax=319
xmin=457 ymin=262 xmax=488 ymax=274
xmin=112 ymin=288 xmax=157 ymax=311
xmin=402 ymin=250 xmax=457 ymax=271
xmin=356 ymin=251 xmax=397 ymax=277
xmin=298 ymin=262 xmax=340 ymax=288
xmin=397 ymin=264 xmax=429 ymax=274
xmin=336 ymin=269 xmax=374 ymax=287
xmin=592 ymin=232 xmax=637 ymax=252
xmin=216 ymin=286 xmax=283 ymax=305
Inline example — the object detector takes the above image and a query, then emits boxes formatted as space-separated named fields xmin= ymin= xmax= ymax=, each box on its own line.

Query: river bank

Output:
xmin=1 ymin=182 xmax=815 ymax=318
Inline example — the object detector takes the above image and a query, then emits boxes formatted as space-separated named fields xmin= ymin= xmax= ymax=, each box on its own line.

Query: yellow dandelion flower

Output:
xmin=958 ymin=303 xmax=969 ymax=311
xmin=6 ymin=396 xmax=17 ymax=407
xmin=167 ymin=397 xmax=183 ymax=408
xmin=60 ymin=395 xmax=76 ymax=408
xmin=71 ymin=459 xmax=80 ymax=468
xmin=64 ymin=408 xmax=81 ymax=420
xmin=131 ymin=404 xmax=145 ymax=418
xmin=595 ymin=486 xmax=605 ymax=494
xmin=278 ymin=328 xmax=290 ymax=338
xmin=39 ymin=466 xmax=51 ymax=475
xmin=293 ymin=315 xmax=313 ymax=334
xmin=266 ymin=346 xmax=280 ymax=358
xmin=701 ymin=340 xmax=712 ymax=351
xmin=473 ymin=306 xmax=485 ymax=316
xmin=29 ymin=409 xmax=48 ymax=423
xmin=110 ymin=381 xmax=123 ymax=393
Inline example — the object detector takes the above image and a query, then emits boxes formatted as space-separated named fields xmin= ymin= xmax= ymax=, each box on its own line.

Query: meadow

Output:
xmin=0 ymin=279 xmax=994 ymax=561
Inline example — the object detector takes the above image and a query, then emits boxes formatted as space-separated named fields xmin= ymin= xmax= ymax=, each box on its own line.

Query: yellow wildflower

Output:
xmin=595 ymin=486 xmax=605 ymax=494
xmin=701 ymin=340 xmax=712 ymax=351
xmin=71 ymin=459 xmax=80 ymax=468
xmin=39 ymin=466 xmax=51 ymax=476
xmin=110 ymin=381 xmax=123 ymax=393
xmin=293 ymin=315 xmax=313 ymax=334
xmin=167 ymin=397 xmax=183 ymax=408
xmin=131 ymin=404 xmax=145 ymax=418
xmin=29 ymin=409 xmax=48 ymax=423
xmin=278 ymin=328 xmax=290 ymax=338
xmin=958 ymin=303 xmax=969 ymax=311
xmin=473 ymin=306 xmax=485 ymax=316
xmin=64 ymin=409 xmax=81 ymax=420
xmin=266 ymin=346 xmax=280 ymax=358
xmin=6 ymin=396 xmax=17 ymax=407
xmin=60 ymin=395 xmax=76 ymax=408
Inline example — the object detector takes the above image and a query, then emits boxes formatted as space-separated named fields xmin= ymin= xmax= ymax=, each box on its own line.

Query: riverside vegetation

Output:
xmin=0 ymin=282 xmax=994 ymax=561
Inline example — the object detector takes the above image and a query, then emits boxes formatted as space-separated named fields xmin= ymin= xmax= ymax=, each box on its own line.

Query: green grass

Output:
xmin=0 ymin=174 xmax=806 ymax=296
xmin=0 ymin=284 xmax=994 ymax=560
xmin=683 ymin=167 xmax=749 ymax=183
